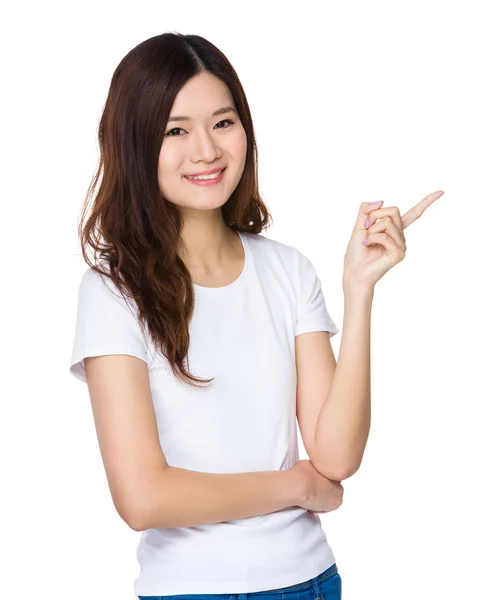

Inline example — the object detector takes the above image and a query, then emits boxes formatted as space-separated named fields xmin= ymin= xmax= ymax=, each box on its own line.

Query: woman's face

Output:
xmin=158 ymin=72 xmax=248 ymax=213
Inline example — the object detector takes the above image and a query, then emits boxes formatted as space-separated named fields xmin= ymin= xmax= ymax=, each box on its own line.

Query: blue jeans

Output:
xmin=138 ymin=562 xmax=341 ymax=600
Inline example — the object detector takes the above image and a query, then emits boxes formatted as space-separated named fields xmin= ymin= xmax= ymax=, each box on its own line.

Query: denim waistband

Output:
xmin=252 ymin=562 xmax=338 ymax=594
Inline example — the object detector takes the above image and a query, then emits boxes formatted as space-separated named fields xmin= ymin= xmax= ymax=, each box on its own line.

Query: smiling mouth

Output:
xmin=184 ymin=168 xmax=226 ymax=181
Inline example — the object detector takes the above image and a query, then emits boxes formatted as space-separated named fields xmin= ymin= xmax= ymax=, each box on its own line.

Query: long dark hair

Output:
xmin=77 ymin=32 xmax=272 ymax=387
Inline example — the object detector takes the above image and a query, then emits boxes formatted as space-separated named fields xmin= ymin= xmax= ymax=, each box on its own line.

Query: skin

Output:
xmin=158 ymin=72 xmax=248 ymax=284
xmin=343 ymin=190 xmax=445 ymax=291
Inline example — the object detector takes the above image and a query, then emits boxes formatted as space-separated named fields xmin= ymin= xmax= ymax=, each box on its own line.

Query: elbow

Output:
xmin=128 ymin=492 xmax=156 ymax=531
xmin=122 ymin=503 xmax=146 ymax=531
xmin=334 ymin=463 xmax=360 ymax=481
xmin=129 ymin=515 xmax=148 ymax=532
xmin=124 ymin=467 xmax=170 ymax=531
xmin=114 ymin=491 xmax=153 ymax=532
xmin=313 ymin=454 xmax=362 ymax=481
xmin=116 ymin=502 xmax=147 ymax=532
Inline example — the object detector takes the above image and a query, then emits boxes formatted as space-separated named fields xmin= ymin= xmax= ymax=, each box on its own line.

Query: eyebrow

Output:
xmin=167 ymin=106 xmax=237 ymax=123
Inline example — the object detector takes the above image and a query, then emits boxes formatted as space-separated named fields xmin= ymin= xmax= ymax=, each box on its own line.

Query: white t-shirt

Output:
xmin=69 ymin=231 xmax=340 ymax=597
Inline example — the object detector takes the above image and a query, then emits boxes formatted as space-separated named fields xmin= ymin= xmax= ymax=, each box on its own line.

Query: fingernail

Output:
xmin=372 ymin=200 xmax=382 ymax=204
xmin=365 ymin=218 xmax=370 ymax=227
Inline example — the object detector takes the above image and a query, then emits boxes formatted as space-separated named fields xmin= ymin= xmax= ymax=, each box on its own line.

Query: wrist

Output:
xmin=284 ymin=468 xmax=309 ymax=507
xmin=343 ymin=280 xmax=375 ymax=302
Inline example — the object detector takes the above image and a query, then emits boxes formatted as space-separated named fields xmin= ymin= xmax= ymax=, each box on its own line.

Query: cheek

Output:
xmin=231 ymin=128 xmax=248 ymax=160
xmin=158 ymin=145 xmax=181 ymax=177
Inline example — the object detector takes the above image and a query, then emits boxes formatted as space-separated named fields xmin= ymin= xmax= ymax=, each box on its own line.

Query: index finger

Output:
xmin=401 ymin=190 xmax=444 ymax=229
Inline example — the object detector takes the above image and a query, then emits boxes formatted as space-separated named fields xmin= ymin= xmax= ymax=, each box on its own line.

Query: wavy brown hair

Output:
xmin=77 ymin=32 xmax=272 ymax=387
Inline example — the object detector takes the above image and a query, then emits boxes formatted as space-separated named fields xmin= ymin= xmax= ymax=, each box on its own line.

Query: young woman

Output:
xmin=69 ymin=31 xmax=442 ymax=600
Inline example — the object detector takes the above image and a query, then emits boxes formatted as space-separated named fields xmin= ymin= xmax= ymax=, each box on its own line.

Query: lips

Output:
xmin=185 ymin=167 xmax=225 ymax=177
xmin=183 ymin=167 xmax=226 ymax=186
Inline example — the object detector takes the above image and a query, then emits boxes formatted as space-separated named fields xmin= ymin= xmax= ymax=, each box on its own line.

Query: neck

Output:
xmin=178 ymin=216 xmax=238 ymax=276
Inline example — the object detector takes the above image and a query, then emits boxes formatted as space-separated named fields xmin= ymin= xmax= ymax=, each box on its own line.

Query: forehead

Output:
xmin=169 ymin=72 xmax=234 ymax=117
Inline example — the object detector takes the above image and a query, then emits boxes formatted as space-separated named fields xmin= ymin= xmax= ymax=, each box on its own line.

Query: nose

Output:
xmin=189 ymin=127 xmax=222 ymax=164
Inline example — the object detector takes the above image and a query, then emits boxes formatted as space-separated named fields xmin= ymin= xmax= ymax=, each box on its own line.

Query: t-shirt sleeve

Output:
xmin=69 ymin=268 xmax=149 ymax=384
xmin=294 ymin=249 xmax=340 ymax=338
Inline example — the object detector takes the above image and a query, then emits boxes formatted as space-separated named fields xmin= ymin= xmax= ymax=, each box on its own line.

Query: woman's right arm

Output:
xmin=84 ymin=353 xmax=308 ymax=531
xmin=145 ymin=464 xmax=304 ymax=531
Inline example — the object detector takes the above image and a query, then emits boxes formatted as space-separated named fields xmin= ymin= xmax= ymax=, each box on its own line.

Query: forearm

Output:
xmin=315 ymin=286 xmax=373 ymax=480
xmin=135 ymin=465 xmax=306 ymax=531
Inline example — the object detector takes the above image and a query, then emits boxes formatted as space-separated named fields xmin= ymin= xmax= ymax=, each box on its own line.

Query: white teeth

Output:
xmin=186 ymin=169 xmax=223 ymax=181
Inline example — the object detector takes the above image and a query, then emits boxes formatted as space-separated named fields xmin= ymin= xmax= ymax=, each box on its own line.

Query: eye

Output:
xmin=165 ymin=127 xmax=186 ymax=137
xmin=215 ymin=118 xmax=235 ymax=129
xmin=165 ymin=119 xmax=235 ymax=137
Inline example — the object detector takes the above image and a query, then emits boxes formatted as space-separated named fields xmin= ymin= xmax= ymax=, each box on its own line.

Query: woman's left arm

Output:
xmin=314 ymin=286 xmax=374 ymax=481
xmin=314 ymin=190 xmax=444 ymax=481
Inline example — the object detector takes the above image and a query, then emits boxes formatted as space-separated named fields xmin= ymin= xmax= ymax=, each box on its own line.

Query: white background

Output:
xmin=1 ymin=1 xmax=502 ymax=599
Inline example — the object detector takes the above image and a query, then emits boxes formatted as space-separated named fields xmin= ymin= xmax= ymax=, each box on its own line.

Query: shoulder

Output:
xmin=241 ymin=231 xmax=307 ymax=267
xmin=78 ymin=262 xmax=116 ymax=293
xmin=241 ymin=230 xmax=316 ymax=286
xmin=75 ymin=263 xmax=140 ymax=321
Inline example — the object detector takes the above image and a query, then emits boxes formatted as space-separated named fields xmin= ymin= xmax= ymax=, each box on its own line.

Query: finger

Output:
xmin=363 ymin=200 xmax=384 ymax=214
xmin=367 ymin=217 xmax=405 ymax=249
xmin=365 ymin=232 xmax=404 ymax=258
xmin=401 ymin=190 xmax=444 ymax=229
xmin=366 ymin=206 xmax=405 ymax=243
xmin=356 ymin=201 xmax=384 ymax=230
